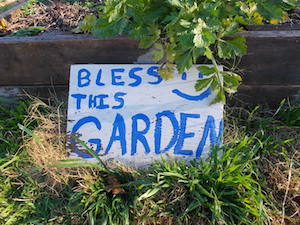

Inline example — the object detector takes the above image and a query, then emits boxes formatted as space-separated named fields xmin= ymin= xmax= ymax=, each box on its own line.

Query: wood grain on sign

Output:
xmin=67 ymin=64 xmax=223 ymax=168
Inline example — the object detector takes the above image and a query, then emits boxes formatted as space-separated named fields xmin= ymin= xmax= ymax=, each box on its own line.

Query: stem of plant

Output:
xmin=211 ymin=54 xmax=224 ymax=89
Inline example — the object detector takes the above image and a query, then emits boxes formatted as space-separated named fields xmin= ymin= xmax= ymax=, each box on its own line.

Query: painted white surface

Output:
xmin=67 ymin=64 xmax=223 ymax=168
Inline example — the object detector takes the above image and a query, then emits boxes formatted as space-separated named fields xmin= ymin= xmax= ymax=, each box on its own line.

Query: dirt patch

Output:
xmin=3 ymin=0 xmax=102 ymax=33
xmin=286 ymin=8 xmax=300 ymax=24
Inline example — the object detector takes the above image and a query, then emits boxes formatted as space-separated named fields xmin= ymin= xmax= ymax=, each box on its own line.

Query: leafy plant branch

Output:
xmin=78 ymin=0 xmax=300 ymax=103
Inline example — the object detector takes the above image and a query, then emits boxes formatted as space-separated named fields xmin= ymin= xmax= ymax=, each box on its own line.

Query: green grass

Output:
xmin=0 ymin=99 xmax=299 ymax=224
xmin=0 ymin=101 xmax=28 ymax=156
xmin=0 ymin=101 xmax=36 ymax=225
xmin=0 ymin=101 xmax=75 ymax=225
xmin=63 ymin=138 xmax=267 ymax=225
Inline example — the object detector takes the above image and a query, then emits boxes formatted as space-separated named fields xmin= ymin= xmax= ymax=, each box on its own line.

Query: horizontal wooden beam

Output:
xmin=246 ymin=24 xmax=300 ymax=31
xmin=0 ymin=31 xmax=300 ymax=106
xmin=240 ymin=32 xmax=300 ymax=85
xmin=0 ymin=34 xmax=147 ymax=86
xmin=233 ymin=85 xmax=300 ymax=106
xmin=1 ymin=31 xmax=300 ymax=87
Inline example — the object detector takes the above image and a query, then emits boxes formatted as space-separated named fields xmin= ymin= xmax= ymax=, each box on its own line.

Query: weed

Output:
xmin=0 ymin=101 xmax=29 ymax=156
xmin=225 ymin=102 xmax=300 ymax=225
xmin=0 ymin=100 xmax=77 ymax=224
xmin=0 ymin=100 xmax=40 ymax=224
xmin=1 ymin=98 xmax=299 ymax=224
xmin=9 ymin=26 xmax=45 ymax=36
xmin=19 ymin=98 xmax=96 ymax=190
xmin=135 ymin=139 xmax=267 ymax=225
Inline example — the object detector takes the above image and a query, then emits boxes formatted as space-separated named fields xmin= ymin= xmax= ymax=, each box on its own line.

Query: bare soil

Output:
xmin=1 ymin=0 xmax=102 ymax=35
xmin=286 ymin=8 xmax=300 ymax=24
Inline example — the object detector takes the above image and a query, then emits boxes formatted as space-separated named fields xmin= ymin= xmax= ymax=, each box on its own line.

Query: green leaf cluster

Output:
xmin=81 ymin=1 xmax=299 ymax=101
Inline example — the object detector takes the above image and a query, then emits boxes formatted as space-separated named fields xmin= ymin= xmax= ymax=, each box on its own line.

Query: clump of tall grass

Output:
xmin=67 ymin=102 xmax=299 ymax=225
xmin=19 ymin=98 xmax=94 ymax=190
xmin=20 ymin=98 xmax=71 ymax=185
xmin=0 ymin=100 xmax=68 ymax=224
xmin=225 ymin=101 xmax=300 ymax=225
xmin=0 ymin=100 xmax=35 ymax=224
xmin=135 ymin=138 xmax=267 ymax=225
xmin=3 ymin=97 xmax=299 ymax=224
xmin=63 ymin=136 xmax=267 ymax=225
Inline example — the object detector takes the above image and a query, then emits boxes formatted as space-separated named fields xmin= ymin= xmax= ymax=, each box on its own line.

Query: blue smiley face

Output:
xmin=172 ymin=72 xmax=211 ymax=101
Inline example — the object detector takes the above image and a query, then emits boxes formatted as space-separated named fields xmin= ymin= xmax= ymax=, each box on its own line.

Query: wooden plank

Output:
xmin=0 ymin=34 xmax=147 ymax=86
xmin=246 ymin=24 xmax=300 ymax=31
xmin=242 ymin=30 xmax=300 ymax=38
xmin=1 ymin=30 xmax=300 ymax=106
xmin=240 ymin=32 xmax=300 ymax=85
xmin=0 ymin=85 xmax=68 ymax=97
xmin=1 ymin=31 xmax=300 ymax=87
xmin=231 ymin=85 xmax=300 ymax=107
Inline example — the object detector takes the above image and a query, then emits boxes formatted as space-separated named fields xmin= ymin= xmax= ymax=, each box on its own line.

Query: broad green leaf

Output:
xmin=139 ymin=37 xmax=156 ymax=49
xmin=158 ymin=63 xmax=175 ymax=80
xmin=221 ymin=21 xmax=239 ymax=36
xmin=210 ymin=89 xmax=226 ymax=105
xmin=166 ymin=44 xmax=176 ymax=62
xmin=167 ymin=0 xmax=183 ymax=8
xmin=79 ymin=14 xmax=97 ymax=33
xmin=217 ymin=36 xmax=247 ymax=59
xmin=159 ymin=172 xmax=186 ymax=179
xmin=252 ymin=12 xmax=264 ymax=24
xmin=223 ymin=71 xmax=242 ymax=92
xmin=197 ymin=66 xmax=216 ymax=76
xmin=10 ymin=26 xmax=45 ymax=37
xmin=192 ymin=48 xmax=205 ymax=63
xmin=228 ymin=36 xmax=247 ymax=56
xmin=195 ymin=78 xmax=213 ymax=92
xmin=151 ymin=43 xmax=164 ymax=62
xmin=175 ymin=53 xmax=193 ymax=74
xmin=202 ymin=29 xmax=217 ymax=44
xmin=204 ymin=48 xmax=213 ymax=60
xmin=138 ymin=188 xmax=160 ymax=201
xmin=108 ymin=3 xmax=123 ymax=22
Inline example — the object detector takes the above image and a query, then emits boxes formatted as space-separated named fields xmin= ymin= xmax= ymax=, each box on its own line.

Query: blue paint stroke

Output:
xmin=131 ymin=113 xmax=151 ymax=156
xmin=106 ymin=113 xmax=127 ymax=155
xmin=172 ymin=88 xmax=211 ymax=101
xmin=71 ymin=116 xmax=102 ymax=158
xmin=154 ymin=110 xmax=179 ymax=154
xmin=196 ymin=116 xmax=223 ymax=159
xmin=174 ymin=113 xmax=200 ymax=156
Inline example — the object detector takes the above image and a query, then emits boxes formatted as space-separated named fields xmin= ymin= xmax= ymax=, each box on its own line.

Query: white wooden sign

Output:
xmin=67 ymin=64 xmax=223 ymax=168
